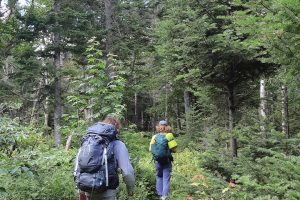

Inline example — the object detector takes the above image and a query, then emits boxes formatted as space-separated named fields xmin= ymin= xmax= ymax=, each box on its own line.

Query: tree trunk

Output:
xmin=3 ymin=57 xmax=9 ymax=79
xmin=44 ymin=97 xmax=49 ymax=127
xmin=43 ymin=71 xmax=50 ymax=127
xmin=30 ymin=79 xmax=43 ymax=125
xmin=133 ymin=61 xmax=138 ymax=126
xmin=184 ymin=90 xmax=191 ymax=130
xmin=228 ymin=85 xmax=237 ymax=157
xmin=125 ymin=108 xmax=128 ymax=128
xmin=281 ymin=85 xmax=289 ymax=138
xmin=83 ymin=67 xmax=93 ymax=123
xmin=175 ymin=101 xmax=181 ymax=130
xmin=151 ymin=113 xmax=156 ymax=133
xmin=65 ymin=134 xmax=72 ymax=151
xmin=104 ymin=0 xmax=114 ymax=76
xmin=259 ymin=79 xmax=267 ymax=133
xmin=131 ymin=51 xmax=138 ymax=127
xmin=53 ymin=0 xmax=61 ymax=147
xmin=84 ymin=107 xmax=92 ymax=123
xmin=41 ymin=43 xmax=50 ymax=128
xmin=164 ymin=87 xmax=168 ymax=121
xmin=141 ymin=111 xmax=144 ymax=130
xmin=134 ymin=91 xmax=138 ymax=125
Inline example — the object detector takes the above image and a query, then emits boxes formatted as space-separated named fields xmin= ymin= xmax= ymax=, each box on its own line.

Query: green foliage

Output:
xmin=66 ymin=38 xmax=126 ymax=121
xmin=185 ymin=123 xmax=300 ymax=199
xmin=0 ymin=117 xmax=47 ymax=156
xmin=0 ymin=149 xmax=77 ymax=200
xmin=2 ymin=123 xmax=300 ymax=200
xmin=233 ymin=0 xmax=300 ymax=72
xmin=118 ymin=132 xmax=155 ymax=199
xmin=0 ymin=117 xmax=77 ymax=199
xmin=119 ymin=132 xmax=228 ymax=200
xmin=1 ymin=0 xmax=300 ymax=199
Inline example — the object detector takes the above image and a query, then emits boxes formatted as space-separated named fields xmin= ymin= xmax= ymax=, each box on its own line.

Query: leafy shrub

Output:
xmin=0 ymin=148 xmax=77 ymax=200
xmin=3 ymin=123 xmax=300 ymax=200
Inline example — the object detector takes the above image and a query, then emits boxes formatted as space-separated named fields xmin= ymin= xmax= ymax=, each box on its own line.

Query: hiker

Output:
xmin=74 ymin=116 xmax=135 ymax=200
xmin=149 ymin=120 xmax=178 ymax=200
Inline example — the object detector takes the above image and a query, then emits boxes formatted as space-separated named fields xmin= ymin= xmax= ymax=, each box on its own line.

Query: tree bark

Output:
xmin=3 ymin=57 xmax=9 ymax=79
xmin=134 ymin=91 xmax=138 ymax=125
xmin=43 ymin=71 xmax=50 ymax=127
xmin=30 ymin=79 xmax=43 ymax=124
xmin=164 ymin=87 xmax=168 ymax=121
xmin=104 ymin=0 xmax=114 ymax=77
xmin=84 ymin=107 xmax=93 ymax=123
xmin=228 ymin=85 xmax=237 ymax=157
xmin=83 ymin=67 xmax=93 ymax=123
xmin=131 ymin=51 xmax=138 ymax=126
xmin=125 ymin=108 xmax=128 ymax=128
xmin=53 ymin=0 xmax=61 ymax=147
xmin=259 ymin=79 xmax=267 ymax=133
xmin=2 ymin=56 xmax=14 ymax=85
xmin=104 ymin=0 xmax=113 ymax=55
xmin=141 ymin=111 xmax=144 ymax=130
xmin=175 ymin=101 xmax=181 ymax=130
xmin=134 ymin=74 xmax=138 ymax=126
xmin=44 ymin=97 xmax=50 ymax=127
xmin=184 ymin=90 xmax=191 ymax=130
xmin=65 ymin=134 xmax=72 ymax=151
xmin=281 ymin=85 xmax=289 ymax=138
xmin=151 ymin=113 xmax=156 ymax=133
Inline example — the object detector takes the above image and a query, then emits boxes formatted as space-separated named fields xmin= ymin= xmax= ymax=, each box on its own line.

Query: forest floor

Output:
xmin=119 ymin=132 xmax=230 ymax=200
xmin=1 ymin=129 xmax=232 ymax=200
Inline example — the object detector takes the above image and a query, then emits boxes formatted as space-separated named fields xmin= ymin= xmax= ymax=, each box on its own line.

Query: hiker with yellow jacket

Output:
xmin=149 ymin=120 xmax=178 ymax=200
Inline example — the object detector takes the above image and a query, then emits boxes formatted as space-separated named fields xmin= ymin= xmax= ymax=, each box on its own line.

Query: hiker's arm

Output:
xmin=170 ymin=147 xmax=177 ymax=153
xmin=115 ymin=142 xmax=135 ymax=195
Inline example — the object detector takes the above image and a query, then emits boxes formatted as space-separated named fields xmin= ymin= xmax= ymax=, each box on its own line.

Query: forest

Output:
xmin=1 ymin=0 xmax=300 ymax=199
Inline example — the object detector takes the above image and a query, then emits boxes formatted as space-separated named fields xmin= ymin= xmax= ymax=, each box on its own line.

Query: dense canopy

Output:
xmin=1 ymin=0 xmax=300 ymax=199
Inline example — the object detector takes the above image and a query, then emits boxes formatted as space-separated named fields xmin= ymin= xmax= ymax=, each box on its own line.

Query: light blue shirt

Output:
xmin=112 ymin=140 xmax=135 ymax=192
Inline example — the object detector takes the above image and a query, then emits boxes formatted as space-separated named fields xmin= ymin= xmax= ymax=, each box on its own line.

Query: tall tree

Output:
xmin=53 ymin=0 xmax=62 ymax=147
xmin=104 ymin=0 xmax=113 ymax=76
xmin=259 ymin=79 xmax=267 ymax=133
xmin=281 ymin=85 xmax=289 ymax=137
xmin=153 ymin=0 xmax=275 ymax=156
xmin=112 ymin=0 xmax=152 ymax=129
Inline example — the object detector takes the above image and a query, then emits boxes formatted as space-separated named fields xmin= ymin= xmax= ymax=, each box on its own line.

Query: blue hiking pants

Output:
xmin=155 ymin=162 xmax=172 ymax=199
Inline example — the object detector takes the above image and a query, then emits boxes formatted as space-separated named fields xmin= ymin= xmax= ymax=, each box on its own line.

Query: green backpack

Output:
xmin=151 ymin=134 xmax=173 ymax=164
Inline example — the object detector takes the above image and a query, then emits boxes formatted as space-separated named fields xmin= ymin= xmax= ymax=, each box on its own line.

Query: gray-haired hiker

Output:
xmin=74 ymin=116 xmax=135 ymax=200
xmin=149 ymin=120 xmax=178 ymax=200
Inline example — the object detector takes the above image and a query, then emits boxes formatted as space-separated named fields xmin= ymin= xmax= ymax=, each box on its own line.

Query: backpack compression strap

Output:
xmin=74 ymin=148 xmax=81 ymax=177
xmin=101 ymin=144 xmax=109 ymax=187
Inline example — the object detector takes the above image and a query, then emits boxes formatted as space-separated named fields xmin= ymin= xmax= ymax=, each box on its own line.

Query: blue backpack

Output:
xmin=74 ymin=123 xmax=119 ymax=192
xmin=151 ymin=134 xmax=173 ymax=164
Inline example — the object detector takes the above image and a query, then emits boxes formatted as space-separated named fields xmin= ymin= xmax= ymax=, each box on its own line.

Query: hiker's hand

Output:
xmin=128 ymin=191 xmax=134 ymax=196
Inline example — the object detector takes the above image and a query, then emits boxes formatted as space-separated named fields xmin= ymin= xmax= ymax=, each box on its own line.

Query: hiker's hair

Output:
xmin=103 ymin=116 xmax=121 ymax=131
xmin=156 ymin=124 xmax=172 ymax=133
